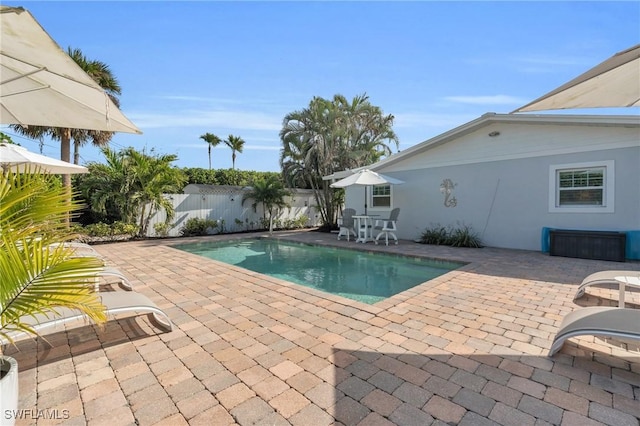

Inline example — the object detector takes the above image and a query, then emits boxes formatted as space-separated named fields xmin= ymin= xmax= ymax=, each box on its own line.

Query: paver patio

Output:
xmin=6 ymin=230 xmax=640 ymax=425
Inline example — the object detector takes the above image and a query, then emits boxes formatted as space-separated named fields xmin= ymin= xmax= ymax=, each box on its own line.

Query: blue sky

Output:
xmin=5 ymin=1 xmax=640 ymax=172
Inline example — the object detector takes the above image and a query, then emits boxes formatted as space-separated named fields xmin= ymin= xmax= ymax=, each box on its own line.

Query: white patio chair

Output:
xmin=374 ymin=208 xmax=400 ymax=245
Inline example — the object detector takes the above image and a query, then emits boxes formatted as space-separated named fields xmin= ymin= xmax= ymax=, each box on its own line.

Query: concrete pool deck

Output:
xmin=6 ymin=230 xmax=640 ymax=425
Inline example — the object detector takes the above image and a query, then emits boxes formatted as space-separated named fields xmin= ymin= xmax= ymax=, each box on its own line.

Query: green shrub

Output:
xmin=419 ymin=224 xmax=451 ymax=245
xmin=282 ymin=215 xmax=308 ymax=230
xmin=84 ymin=222 xmax=111 ymax=237
xmin=419 ymin=223 xmax=482 ymax=248
xmin=112 ymin=221 xmax=138 ymax=236
xmin=180 ymin=218 xmax=218 ymax=237
xmin=79 ymin=221 xmax=138 ymax=238
xmin=154 ymin=222 xmax=172 ymax=237
xmin=449 ymin=224 xmax=483 ymax=248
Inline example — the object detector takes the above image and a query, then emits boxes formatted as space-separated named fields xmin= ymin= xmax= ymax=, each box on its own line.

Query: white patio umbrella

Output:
xmin=513 ymin=44 xmax=640 ymax=112
xmin=0 ymin=143 xmax=88 ymax=174
xmin=330 ymin=169 xmax=404 ymax=215
xmin=0 ymin=6 xmax=142 ymax=133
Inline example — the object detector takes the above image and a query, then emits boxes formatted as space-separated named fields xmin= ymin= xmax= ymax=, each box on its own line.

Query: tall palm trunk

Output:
xmin=74 ymin=140 xmax=81 ymax=165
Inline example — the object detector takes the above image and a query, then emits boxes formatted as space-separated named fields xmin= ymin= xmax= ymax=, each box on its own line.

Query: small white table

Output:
xmin=614 ymin=276 xmax=640 ymax=308
xmin=353 ymin=215 xmax=376 ymax=243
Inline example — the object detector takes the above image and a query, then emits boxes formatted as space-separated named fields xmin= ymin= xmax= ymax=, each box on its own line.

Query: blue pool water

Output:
xmin=175 ymin=239 xmax=463 ymax=304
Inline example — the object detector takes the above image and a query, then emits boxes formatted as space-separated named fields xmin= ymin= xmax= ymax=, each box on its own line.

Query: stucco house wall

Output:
xmin=342 ymin=113 xmax=640 ymax=252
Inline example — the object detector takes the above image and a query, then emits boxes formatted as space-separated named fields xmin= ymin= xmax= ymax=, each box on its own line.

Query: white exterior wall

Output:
xmin=346 ymin=121 xmax=640 ymax=251
xmin=146 ymin=190 xmax=320 ymax=237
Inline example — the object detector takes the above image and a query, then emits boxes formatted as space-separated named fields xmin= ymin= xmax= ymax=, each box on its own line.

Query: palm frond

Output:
xmin=0 ymin=171 xmax=107 ymax=350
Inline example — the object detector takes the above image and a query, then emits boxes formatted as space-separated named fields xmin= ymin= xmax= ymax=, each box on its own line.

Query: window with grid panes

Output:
xmin=371 ymin=185 xmax=391 ymax=207
xmin=549 ymin=161 xmax=614 ymax=213
xmin=557 ymin=168 xmax=604 ymax=206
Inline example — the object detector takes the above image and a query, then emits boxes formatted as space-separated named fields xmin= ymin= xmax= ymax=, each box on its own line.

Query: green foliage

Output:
xmin=153 ymin=222 xmax=172 ymax=238
xmin=280 ymin=93 xmax=398 ymax=227
xmin=418 ymin=223 xmax=483 ymax=248
xmin=78 ymin=147 xmax=186 ymax=237
xmin=419 ymin=225 xmax=451 ymax=245
xmin=242 ymin=176 xmax=291 ymax=234
xmin=280 ymin=215 xmax=309 ymax=230
xmin=225 ymin=134 xmax=245 ymax=170
xmin=0 ymin=171 xmax=107 ymax=349
xmin=83 ymin=222 xmax=111 ymax=237
xmin=0 ymin=132 xmax=17 ymax=144
xmin=200 ymin=132 xmax=222 ymax=170
xmin=78 ymin=221 xmax=138 ymax=238
xmin=180 ymin=218 xmax=218 ymax=237
xmin=181 ymin=167 xmax=280 ymax=187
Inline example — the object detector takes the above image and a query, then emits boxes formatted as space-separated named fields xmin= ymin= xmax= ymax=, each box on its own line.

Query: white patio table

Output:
xmin=614 ymin=276 xmax=640 ymax=308
xmin=353 ymin=215 xmax=377 ymax=243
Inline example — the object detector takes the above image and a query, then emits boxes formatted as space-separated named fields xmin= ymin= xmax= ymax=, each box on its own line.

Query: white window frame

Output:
xmin=370 ymin=184 xmax=392 ymax=210
xmin=548 ymin=160 xmax=614 ymax=213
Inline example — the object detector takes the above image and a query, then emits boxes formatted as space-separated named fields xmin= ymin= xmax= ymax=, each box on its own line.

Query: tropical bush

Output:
xmin=77 ymin=147 xmax=186 ymax=237
xmin=242 ymin=176 xmax=291 ymax=234
xmin=418 ymin=223 xmax=483 ymax=248
xmin=180 ymin=218 xmax=218 ymax=237
xmin=449 ymin=225 xmax=483 ymax=248
xmin=153 ymin=222 xmax=172 ymax=238
xmin=73 ymin=221 xmax=138 ymax=240
xmin=419 ymin=225 xmax=451 ymax=246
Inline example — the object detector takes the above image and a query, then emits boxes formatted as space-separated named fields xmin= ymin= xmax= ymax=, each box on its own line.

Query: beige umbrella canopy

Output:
xmin=0 ymin=143 xmax=88 ymax=174
xmin=513 ymin=44 xmax=640 ymax=112
xmin=330 ymin=169 xmax=404 ymax=215
xmin=0 ymin=6 xmax=141 ymax=133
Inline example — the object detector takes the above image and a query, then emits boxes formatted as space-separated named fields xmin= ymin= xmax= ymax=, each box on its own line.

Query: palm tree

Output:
xmin=242 ymin=175 xmax=291 ymax=234
xmin=67 ymin=48 xmax=122 ymax=165
xmin=0 ymin=170 xmax=107 ymax=348
xmin=280 ymin=93 xmax=398 ymax=227
xmin=199 ymin=133 xmax=222 ymax=170
xmin=80 ymin=147 xmax=187 ymax=237
xmin=225 ymin=134 xmax=245 ymax=169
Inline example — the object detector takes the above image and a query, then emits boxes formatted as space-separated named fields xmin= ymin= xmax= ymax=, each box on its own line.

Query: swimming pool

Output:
xmin=175 ymin=239 xmax=463 ymax=304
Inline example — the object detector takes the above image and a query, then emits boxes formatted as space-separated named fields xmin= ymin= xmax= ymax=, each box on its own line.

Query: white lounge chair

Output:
xmin=337 ymin=208 xmax=357 ymax=241
xmin=548 ymin=306 xmax=640 ymax=356
xmin=52 ymin=243 xmax=134 ymax=291
xmin=574 ymin=270 xmax=640 ymax=303
xmin=374 ymin=208 xmax=400 ymax=245
xmin=1 ymin=291 xmax=173 ymax=345
xmin=95 ymin=267 xmax=134 ymax=291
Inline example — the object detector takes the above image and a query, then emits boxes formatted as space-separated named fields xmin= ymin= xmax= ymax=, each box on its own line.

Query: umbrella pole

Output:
xmin=364 ymin=187 xmax=367 ymax=215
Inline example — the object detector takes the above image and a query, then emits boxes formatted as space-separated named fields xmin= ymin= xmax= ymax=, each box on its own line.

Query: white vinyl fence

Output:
xmin=145 ymin=185 xmax=320 ymax=237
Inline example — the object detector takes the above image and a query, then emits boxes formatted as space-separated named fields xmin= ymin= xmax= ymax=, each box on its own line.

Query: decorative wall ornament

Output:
xmin=440 ymin=178 xmax=457 ymax=207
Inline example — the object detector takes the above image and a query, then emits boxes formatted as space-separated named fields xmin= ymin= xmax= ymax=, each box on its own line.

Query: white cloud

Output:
xmin=393 ymin=112 xmax=476 ymax=129
xmin=512 ymin=53 xmax=593 ymax=74
xmin=177 ymin=143 xmax=281 ymax=151
xmin=443 ymin=95 xmax=527 ymax=105
xmin=128 ymin=108 xmax=283 ymax=131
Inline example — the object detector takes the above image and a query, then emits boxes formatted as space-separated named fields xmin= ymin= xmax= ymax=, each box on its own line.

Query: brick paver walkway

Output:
xmin=6 ymin=230 xmax=640 ymax=425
